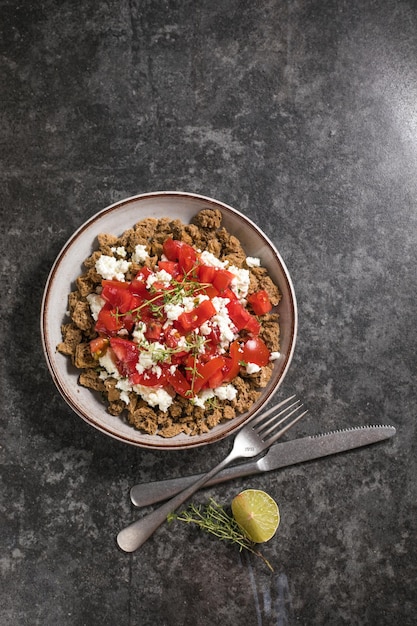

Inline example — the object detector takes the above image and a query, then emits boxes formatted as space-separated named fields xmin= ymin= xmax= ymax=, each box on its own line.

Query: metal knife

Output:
xmin=130 ymin=425 xmax=396 ymax=507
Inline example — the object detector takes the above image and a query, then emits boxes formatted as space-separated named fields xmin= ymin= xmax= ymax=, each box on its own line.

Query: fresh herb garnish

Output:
xmin=168 ymin=498 xmax=273 ymax=571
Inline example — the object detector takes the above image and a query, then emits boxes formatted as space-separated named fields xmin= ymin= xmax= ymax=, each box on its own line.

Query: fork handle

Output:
xmin=130 ymin=462 xmax=260 ymax=508
xmin=117 ymin=450 xmax=238 ymax=552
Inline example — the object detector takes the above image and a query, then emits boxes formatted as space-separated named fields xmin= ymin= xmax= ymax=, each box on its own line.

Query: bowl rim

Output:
xmin=41 ymin=190 xmax=297 ymax=449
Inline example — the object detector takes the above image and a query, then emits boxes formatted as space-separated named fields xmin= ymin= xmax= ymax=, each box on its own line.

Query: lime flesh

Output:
xmin=231 ymin=489 xmax=280 ymax=543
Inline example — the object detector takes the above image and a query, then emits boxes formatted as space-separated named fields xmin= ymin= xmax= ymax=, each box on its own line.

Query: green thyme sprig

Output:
xmin=112 ymin=275 xmax=211 ymax=322
xmin=168 ymin=499 xmax=273 ymax=571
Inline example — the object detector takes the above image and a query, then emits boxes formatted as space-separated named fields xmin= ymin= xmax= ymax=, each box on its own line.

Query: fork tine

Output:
xmin=256 ymin=400 xmax=303 ymax=438
xmin=263 ymin=408 xmax=308 ymax=446
xmin=249 ymin=395 xmax=297 ymax=429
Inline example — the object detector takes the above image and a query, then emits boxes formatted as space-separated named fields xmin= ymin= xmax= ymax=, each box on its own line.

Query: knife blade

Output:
xmin=130 ymin=424 xmax=396 ymax=507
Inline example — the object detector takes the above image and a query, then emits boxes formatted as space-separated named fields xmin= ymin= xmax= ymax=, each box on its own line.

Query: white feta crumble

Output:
xmin=164 ymin=302 xmax=185 ymax=321
xmin=99 ymin=352 xmax=120 ymax=379
xmin=146 ymin=269 xmax=172 ymax=289
xmin=116 ymin=378 xmax=133 ymax=404
xmin=269 ymin=351 xmax=281 ymax=361
xmin=213 ymin=384 xmax=237 ymax=401
xmin=111 ymin=246 xmax=127 ymax=258
xmin=229 ymin=266 xmax=250 ymax=299
xmin=246 ymin=362 xmax=261 ymax=374
xmin=246 ymin=256 xmax=261 ymax=268
xmin=95 ymin=255 xmax=131 ymax=281
xmin=182 ymin=296 xmax=197 ymax=312
xmin=200 ymin=250 xmax=228 ymax=268
xmin=211 ymin=297 xmax=237 ymax=347
xmin=199 ymin=321 xmax=212 ymax=336
xmin=132 ymin=385 xmax=173 ymax=412
xmin=132 ymin=321 xmax=147 ymax=344
xmin=131 ymin=244 xmax=149 ymax=263
xmin=191 ymin=389 xmax=216 ymax=408
xmin=135 ymin=341 xmax=168 ymax=374
xmin=177 ymin=336 xmax=189 ymax=350
xmin=136 ymin=350 xmax=154 ymax=373
xmin=86 ymin=293 xmax=105 ymax=321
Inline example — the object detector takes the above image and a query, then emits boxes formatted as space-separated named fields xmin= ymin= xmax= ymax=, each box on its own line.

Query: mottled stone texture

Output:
xmin=1 ymin=1 xmax=416 ymax=624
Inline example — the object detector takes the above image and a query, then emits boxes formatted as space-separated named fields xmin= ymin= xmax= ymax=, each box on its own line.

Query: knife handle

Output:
xmin=130 ymin=461 xmax=259 ymax=508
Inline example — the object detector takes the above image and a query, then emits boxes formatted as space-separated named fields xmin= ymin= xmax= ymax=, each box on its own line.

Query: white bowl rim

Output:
xmin=41 ymin=190 xmax=297 ymax=450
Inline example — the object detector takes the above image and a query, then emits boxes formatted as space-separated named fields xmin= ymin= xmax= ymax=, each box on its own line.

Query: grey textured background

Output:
xmin=1 ymin=1 xmax=416 ymax=625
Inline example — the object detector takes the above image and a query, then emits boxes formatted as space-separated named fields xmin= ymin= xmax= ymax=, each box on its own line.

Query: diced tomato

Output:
xmin=241 ymin=337 xmax=270 ymax=367
xmin=163 ymin=238 xmax=184 ymax=261
xmin=166 ymin=367 xmax=191 ymax=397
xmin=109 ymin=337 xmax=139 ymax=376
xmin=158 ymin=260 xmax=180 ymax=277
xmin=177 ymin=299 xmax=216 ymax=332
xmin=183 ymin=354 xmax=197 ymax=382
xmin=193 ymin=356 xmax=227 ymax=393
xmin=95 ymin=304 xmax=123 ymax=335
xmin=178 ymin=244 xmax=198 ymax=274
xmin=163 ymin=327 xmax=181 ymax=348
xmin=163 ymin=238 xmax=198 ymax=273
xmin=206 ymin=369 xmax=225 ymax=389
xmin=226 ymin=299 xmax=260 ymax=335
xmin=247 ymin=290 xmax=272 ymax=315
xmin=199 ymin=284 xmax=219 ymax=299
xmin=222 ymin=340 xmax=242 ymax=382
xmin=197 ymin=265 xmax=217 ymax=284
xmin=101 ymin=280 xmax=134 ymax=313
xmin=212 ymin=269 xmax=234 ymax=292
xmin=217 ymin=287 xmax=237 ymax=301
xmin=89 ymin=337 xmax=109 ymax=357
xmin=129 ymin=275 xmax=149 ymax=297
xmin=199 ymin=326 xmax=221 ymax=361
xmin=244 ymin=316 xmax=261 ymax=335
xmin=226 ymin=299 xmax=251 ymax=330
xmin=130 ymin=367 xmax=167 ymax=388
xmin=145 ymin=321 xmax=163 ymax=341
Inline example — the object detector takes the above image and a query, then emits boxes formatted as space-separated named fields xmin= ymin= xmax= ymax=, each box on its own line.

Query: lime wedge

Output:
xmin=231 ymin=489 xmax=280 ymax=543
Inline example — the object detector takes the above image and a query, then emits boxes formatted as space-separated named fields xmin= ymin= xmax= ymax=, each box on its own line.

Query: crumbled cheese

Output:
xmin=246 ymin=256 xmax=261 ymax=267
xmin=95 ymin=255 xmax=131 ymax=281
xmin=132 ymin=385 xmax=173 ymax=412
xmin=192 ymin=389 xmax=216 ymax=408
xmin=111 ymin=246 xmax=127 ymax=258
xmin=131 ymin=244 xmax=149 ymax=263
xmin=181 ymin=296 xmax=195 ymax=312
xmin=99 ymin=352 xmax=120 ymax=379
xmin=229 ymin=266 xmax=250 ymax=299
xmin=136 ymin=341 xmax=168 ymax=374
xmin=199 ymin=321 xmax=212 ymax=336
xmin=164 ymin=302 xmax=185 ymax=321
xmin=86 ymin=293 xmax=105 ymax=321
xmin=246 ymin=362 xmax=261 ymax=374
xmin=116 ymin=378 xmax=133 ymax=404
xmin=214 ymin=384 xmax=237 ymax=401
xmin=132 ymin=321 xmax=147 ymax=344
xmin=146 ymin=269 xmax=172 ymax=289
xmin=200 ymin=250 xmax=228 ymax=268
xmin=269 ymin=351 xmax=281 ymax=361
xmin=136 ymin=351 xmax=154 ymax=373
xmin=211 ymin=297 xmax=237 ymax=347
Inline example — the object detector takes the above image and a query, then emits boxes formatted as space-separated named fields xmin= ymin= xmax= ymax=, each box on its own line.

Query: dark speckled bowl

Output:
xmin=41 ymin=191 xmax=297 ymax=450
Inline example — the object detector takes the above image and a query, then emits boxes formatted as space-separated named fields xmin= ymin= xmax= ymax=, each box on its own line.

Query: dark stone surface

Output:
xmin=1 ymin=1 xmax=416 ymax=624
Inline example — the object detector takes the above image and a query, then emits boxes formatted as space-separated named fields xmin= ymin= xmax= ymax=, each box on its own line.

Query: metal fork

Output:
xmin=117 ymin=395 xmax=307 ymax=552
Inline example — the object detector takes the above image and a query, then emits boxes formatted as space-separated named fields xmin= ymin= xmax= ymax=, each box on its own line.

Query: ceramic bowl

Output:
xmin=41 ymin=191 xmax=297 ymax=450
